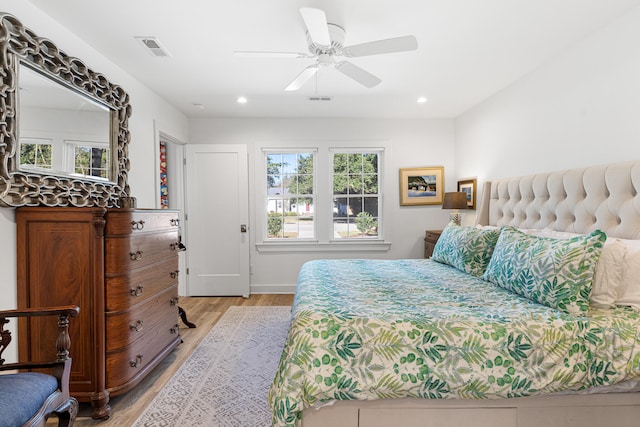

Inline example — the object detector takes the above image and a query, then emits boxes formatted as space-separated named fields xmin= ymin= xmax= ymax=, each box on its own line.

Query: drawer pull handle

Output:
xmin=129 ymin=354 xmax=143 ymax=368
xmin=131 ymin=220 xmax=145 ymax=230
xmin=170 ymin=324 xmax=180 ymax=334
xmin=130 ymin=320 xmax=144 ymax=332
xmin=170 ymin=218 xmax=180 ymax=226
xmin=170 ymin=270 xmax=179 ymax=279
xmin=130 ymin=250 xmax=143 ymax=261
xmin=129 ymin=285 xmax=144 ymax=297
xmin=170 ymin=242 xmax=180 ymax=251
xmin=170 ymin=297 xmax=179 ymax=306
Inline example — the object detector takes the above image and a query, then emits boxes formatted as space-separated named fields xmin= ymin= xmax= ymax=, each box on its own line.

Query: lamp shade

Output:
xmin=442 ymin=192 xmax=468 ymax=210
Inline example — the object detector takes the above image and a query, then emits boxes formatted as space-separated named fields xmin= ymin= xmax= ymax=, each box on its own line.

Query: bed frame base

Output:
xmin=301 ymin=393 xmax=640 ymax=427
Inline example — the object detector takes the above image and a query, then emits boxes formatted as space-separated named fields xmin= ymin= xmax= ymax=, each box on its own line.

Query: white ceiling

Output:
xmin=26 ymin=0 xmax=640 ymax=119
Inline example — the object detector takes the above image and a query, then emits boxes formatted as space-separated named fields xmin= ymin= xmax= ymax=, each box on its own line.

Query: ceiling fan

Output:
xmin=234 ymin=7 xmax=418 ymax=91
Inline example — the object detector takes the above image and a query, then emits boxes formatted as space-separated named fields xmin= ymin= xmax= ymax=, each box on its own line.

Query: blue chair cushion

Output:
xmin=0 ymin=372 xmax=58 ymax=427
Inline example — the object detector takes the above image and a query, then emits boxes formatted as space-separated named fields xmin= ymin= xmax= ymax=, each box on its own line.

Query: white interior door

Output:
xmin=185 ymin=144 xmax=250 ymax=296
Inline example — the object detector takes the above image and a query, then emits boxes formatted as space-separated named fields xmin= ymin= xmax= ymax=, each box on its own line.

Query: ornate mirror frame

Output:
xmin=0 ymin=12 xmax=131 ymax=207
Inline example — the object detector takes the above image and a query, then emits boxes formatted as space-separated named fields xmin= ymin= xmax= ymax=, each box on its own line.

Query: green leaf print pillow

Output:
xmin=432 ymin=224 xmax=501 ymax=277
xmin=482 ymin=227 xmax=606 ymax=314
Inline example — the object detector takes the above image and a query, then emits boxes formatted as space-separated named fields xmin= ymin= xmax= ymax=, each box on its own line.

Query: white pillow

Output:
xmin=591 ymin=239 xmax=626 ymax=309
xmin=474 ymin=225 xmax=499 ymax=230
xmin=521 ymin=229 xmax=626 ymax=309
xmin=524 ymin=229 xmax=581 ymax=239
xmin=615 ymin=239 xmax=640 ymax=310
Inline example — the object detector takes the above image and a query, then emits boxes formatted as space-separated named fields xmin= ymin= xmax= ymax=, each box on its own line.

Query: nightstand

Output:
xmin=424 ymin=230 xmax=442 ymax=258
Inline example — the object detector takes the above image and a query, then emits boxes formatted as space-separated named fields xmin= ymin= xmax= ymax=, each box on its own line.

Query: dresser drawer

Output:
xmin=106 ymin=285 xmax=179 ymax=351
xmin=105 ymin=258 xmax=178 ymax=311
xmin=105 ymin=310 xmax=180 ymax=388
xmin=105 ymin=209 xmax=179 ymax=236
xmin=105 ymin=230 xmax=179 ymax=274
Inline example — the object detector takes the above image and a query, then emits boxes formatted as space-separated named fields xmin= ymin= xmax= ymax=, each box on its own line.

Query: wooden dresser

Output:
xmin=16 ymin=207 xmax=182 ymax=419
xmin=424 ymin=229 xmax=443 ymax=258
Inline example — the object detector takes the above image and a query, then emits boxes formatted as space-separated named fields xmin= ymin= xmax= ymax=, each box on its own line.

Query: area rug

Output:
xmin=132 ymin=305 xmax=291 ymax=427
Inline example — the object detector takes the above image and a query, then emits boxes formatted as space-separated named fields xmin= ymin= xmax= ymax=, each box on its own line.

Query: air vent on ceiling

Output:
xmin=308 ymin=96 xmax=332 ymax=102
xmin=135 ymin=37 xmax=171 ymax=57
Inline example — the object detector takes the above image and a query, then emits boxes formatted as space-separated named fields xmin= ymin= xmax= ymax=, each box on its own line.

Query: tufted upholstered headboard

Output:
xmin=476 ymin=160 xmax=640 ymax=240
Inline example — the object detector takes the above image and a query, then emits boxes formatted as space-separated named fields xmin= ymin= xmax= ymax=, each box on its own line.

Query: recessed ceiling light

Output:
xmin=417 ymin=97 xmax=428 ymax=104
xmin=237 ymin=96 xmax=248 ymax=104
xmin=193 ymin=103 xmax=205 ymax=110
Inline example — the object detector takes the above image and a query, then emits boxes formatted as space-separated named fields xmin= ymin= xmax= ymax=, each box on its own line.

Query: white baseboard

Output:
xmin=250 ymin=283 xmax=296 ymax=294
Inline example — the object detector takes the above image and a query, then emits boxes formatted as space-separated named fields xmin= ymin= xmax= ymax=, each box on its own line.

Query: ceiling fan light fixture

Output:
xmin=237 ymin=7 xmax=418 ymax=92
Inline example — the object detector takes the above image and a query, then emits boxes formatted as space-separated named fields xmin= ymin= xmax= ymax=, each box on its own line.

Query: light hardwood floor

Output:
xmin=62 ymin=294 xmax=294 ymax=426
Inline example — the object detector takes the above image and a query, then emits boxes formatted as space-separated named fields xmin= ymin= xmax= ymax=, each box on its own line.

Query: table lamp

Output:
xmin=442 ymin=192 xmax=468 ymax=225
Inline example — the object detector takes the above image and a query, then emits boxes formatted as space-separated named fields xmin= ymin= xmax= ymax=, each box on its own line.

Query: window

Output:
xmin=261 ymin=147 xmax=385 ymax=248
xmin=332 ymin=151 xmax=380 ymax=240
xmin=67 ymin=141 xmax=110 ymax=179
xmin=266 ymin=151 xmax=315 ymax=240
xmin=19 ymin=138 xmax=53 ymax=170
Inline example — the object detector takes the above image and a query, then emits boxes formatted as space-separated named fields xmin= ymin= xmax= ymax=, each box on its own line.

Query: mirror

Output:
xmin=0 ymin=12 xmax=131 ymax=207
xmin=19 ymin=64 xmax=113 ymax=181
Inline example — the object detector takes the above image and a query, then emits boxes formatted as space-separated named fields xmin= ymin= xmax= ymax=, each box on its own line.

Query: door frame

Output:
xmin=154 ymin=127 xmax=188 ymax=295
xmin=183 ymin=143 xmax=250 ymax=297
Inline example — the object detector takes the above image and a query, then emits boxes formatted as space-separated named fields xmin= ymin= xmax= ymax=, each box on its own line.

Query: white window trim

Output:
xmin=255 ymin=240 xmax=391 ymax=253
xmin=63 ymin=139 xmax=111 ymax=181
xmin=262 ymin=148 xmax=318 ymax=242
xmin=256 ymin=144 xmax=390 ymax=253
xmin=19 ymin=137 xmax=53 ymax=171
xmin=329 ymin=147 xmax=384 ymax=243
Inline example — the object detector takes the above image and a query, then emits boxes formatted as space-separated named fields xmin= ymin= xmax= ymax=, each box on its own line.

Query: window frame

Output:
xmin=256 ymin=145 xmax=390 ymax=253
xmin=18 ymin=137 xmax=53 ymax=171
xmin=330 ymin=147 xmax=383 ymax=242
xmin=64 ymin=139 xmax=111 ymax=181
xmin=262 ymin=148 xmax=317 ymax=242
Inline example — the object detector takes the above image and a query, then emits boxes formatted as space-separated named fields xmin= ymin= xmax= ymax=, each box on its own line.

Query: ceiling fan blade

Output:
xmin=335 ymin=61 xmax=381 ymax=88
xmin=285 ymin=64 xmax=319 ymax=91
xmin=300 ymin=7 xmax=331 ymax=46
xmin=234 ymin=51 xmax=310 ymax=59
xmin=343 ymin=35 xmax=418 ymax=57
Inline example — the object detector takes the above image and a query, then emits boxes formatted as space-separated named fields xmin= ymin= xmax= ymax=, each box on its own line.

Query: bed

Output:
xmin=268 ymin=160 xmax=640 ymax=427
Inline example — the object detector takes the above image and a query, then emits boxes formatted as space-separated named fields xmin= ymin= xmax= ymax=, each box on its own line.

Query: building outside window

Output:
xmin=266 ymin=151 xmax=315 ymax=239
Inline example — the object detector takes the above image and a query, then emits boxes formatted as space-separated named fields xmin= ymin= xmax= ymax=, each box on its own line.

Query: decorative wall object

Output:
xmin=159 ymin=140 xmax=168 ymax=208
xmin=0 ymin=13 xmax=131 ymax=207
xmin=457 ymin=178 xmax=477 ymax=210
xmin=399 ymin=166 xmax=444 ymax=206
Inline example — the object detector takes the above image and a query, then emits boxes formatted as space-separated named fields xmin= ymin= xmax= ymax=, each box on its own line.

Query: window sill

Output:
xmin=255 ymin=240 xmax=392 ymax=253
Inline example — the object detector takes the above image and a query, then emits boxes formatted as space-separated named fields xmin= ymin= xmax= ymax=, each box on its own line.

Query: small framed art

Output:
xmin=457 ymin=178 xmax=477 ymax=210
xmin=399 ymin=166 xmax=444 ymax=206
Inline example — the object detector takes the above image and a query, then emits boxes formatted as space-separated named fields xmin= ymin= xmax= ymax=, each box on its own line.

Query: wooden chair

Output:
xmin=0 ymin=306 xmax=79 ymax=427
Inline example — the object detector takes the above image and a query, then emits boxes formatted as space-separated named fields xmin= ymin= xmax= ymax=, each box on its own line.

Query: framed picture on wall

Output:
xmin=457 ymin=178 xmax=477 ymax=210
xmin=399 ymin=166 xmax=444 ymax=206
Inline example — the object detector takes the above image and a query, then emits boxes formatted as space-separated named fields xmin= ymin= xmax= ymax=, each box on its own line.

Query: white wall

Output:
xmin=9 ymin=0 xmax=638 ymax=299
xmin=188 ymin=118 xmax=456 ymax=292
xmin=455 ymin=5 xmax=640 ymax=205
xmin=0 ymin=1 xmax=189 ymax=318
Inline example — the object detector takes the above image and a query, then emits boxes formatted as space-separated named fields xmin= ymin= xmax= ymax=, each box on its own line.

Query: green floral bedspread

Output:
xmin=268 ymin=259 xmax=640 ymax=427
